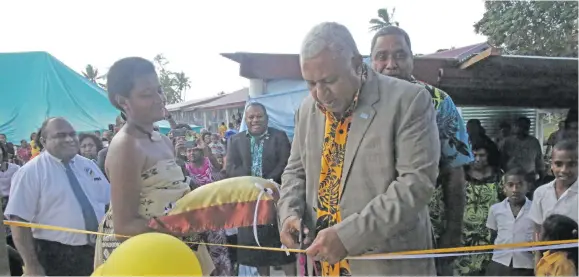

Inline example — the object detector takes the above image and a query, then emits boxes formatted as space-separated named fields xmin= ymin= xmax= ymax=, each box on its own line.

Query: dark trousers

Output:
xmin=486 ymin=260 xmax=534 ymax=276
xmin=35 ymin=239 xmax=94 ymax=276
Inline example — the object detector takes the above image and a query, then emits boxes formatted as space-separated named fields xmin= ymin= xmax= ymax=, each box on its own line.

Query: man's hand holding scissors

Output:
xmin=280 ymin=215 xmax=310 ymax=249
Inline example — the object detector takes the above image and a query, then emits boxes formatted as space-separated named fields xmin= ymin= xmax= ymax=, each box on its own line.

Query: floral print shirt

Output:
xmin=410 ymin=77 xmax=472 ymax=169
xmin=249 ymin=130 xmax=268 ymax=178
xmin=410 ymin=77 xmax=474 ymax=248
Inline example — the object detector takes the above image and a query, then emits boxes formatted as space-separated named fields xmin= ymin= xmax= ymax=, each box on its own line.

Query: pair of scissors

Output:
xmin=298 ymin=218 xmax=304 ymax=250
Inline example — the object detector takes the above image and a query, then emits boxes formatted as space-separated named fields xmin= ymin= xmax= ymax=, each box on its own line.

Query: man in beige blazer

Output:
xmin=278 ymin=22 xmax=441 ymax=276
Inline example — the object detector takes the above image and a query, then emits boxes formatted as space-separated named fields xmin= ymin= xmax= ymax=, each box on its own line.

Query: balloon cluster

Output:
xmin=92 ymin=232 xmax=202 ymax=276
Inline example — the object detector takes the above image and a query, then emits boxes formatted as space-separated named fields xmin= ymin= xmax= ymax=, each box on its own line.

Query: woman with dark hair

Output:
xmin=93 ymin=57 xmax=215 ymax=275
xmin=466 ymin=119 xmax=500 ymax=164
xmin=78 ymin=133 xmax=104 ymax=162
xmin=450 ymin=140 xmax=503 ymax=276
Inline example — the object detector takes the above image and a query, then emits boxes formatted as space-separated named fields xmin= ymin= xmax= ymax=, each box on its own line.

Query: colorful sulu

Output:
xmin=92 ymin=232 xmax=202 ymax=276
xmin=149 ymin=176 xmax=281 ymax=245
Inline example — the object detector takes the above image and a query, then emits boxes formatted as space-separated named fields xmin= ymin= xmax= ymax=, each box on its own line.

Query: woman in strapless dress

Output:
xmin=93 ymin=57 xmax=215 ymax=275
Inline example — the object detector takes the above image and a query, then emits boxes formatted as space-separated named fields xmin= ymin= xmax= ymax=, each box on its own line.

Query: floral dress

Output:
xmin=452 ymin=167 xmax=503 ymax=276
xmin=94 ymin=159 xmax=216 ymax=275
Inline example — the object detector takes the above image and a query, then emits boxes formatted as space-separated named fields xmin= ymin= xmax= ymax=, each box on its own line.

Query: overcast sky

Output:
xmin=0 ymin=0 xmax=487 ymax=101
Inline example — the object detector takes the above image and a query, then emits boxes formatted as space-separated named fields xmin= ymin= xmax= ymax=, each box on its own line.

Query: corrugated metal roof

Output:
xmin=500 ymin=55 xmax=578 ymax=61
xmin=185 ymin=88 xmax=249 ymax=111
xmin=422 ymin=42 xmax=490 ymax=62
xmin=165 ymin=95 xmax=224 ymax=111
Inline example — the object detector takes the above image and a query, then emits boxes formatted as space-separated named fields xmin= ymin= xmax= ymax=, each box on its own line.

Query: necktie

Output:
xmin=62 ymin=161 xmax=99 ymax=245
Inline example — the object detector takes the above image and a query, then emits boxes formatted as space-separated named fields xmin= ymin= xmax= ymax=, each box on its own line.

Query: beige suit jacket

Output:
xmin=278 ymin=69 xmax=441 ymax=276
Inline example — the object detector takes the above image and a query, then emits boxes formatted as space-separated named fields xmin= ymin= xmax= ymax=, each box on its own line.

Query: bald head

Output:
xmin=40 ymin=117 xmax=79 ymax=161
xmin=40 ymin=117 xmax=69 ymax=134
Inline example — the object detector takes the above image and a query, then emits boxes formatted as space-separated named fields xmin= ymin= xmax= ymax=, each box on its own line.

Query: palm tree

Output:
xmin=153 ymin=54 xmax=190 ymax=104
xmin=369 ymin=8 xmax=399 ymax=32
xmin=173 ymin=71 xmax=191 ymax=101
xmin=82 ymin=64 xmax=99 ymax=82
xmin=174 ymin=72 xmax=191 ymax=93
xmin=82 ymin=64 xmax=106 ymax=89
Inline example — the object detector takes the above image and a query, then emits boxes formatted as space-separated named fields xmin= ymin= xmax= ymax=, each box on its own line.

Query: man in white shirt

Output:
xmin=5 ymin=117 xmax=110 ymax=276
xmin=486 ymin=168 xmax=535 ymax=276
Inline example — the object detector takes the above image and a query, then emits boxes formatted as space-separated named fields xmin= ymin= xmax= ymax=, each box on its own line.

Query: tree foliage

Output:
xmin=81 ymin=64 xmax=106 ymax=89
xmin=153 ymin=54 xmax=191 ymax=104
xmin=369 ymin=8 xmax=399 ymax=32
xmin=474 ymin=1 xmax=578 ymax=57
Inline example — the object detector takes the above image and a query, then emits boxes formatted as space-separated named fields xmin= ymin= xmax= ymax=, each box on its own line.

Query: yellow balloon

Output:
xmin=93 ymin=232 xmax=202 ymax=276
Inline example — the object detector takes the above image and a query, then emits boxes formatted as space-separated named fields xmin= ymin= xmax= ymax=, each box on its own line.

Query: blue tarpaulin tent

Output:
xmin=0 ymin=52 xmax=119 ymax=143
xmin=239 ymin=80 xmax=309 ymax=141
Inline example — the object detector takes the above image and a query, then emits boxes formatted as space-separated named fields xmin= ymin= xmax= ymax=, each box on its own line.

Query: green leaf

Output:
xmin=474 ymin=0 xmax=577 ymax=57
xmin=368 ymin=7 xmax=399 ymax=32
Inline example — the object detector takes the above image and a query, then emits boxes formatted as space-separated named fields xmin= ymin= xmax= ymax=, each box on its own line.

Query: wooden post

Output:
xmin=0 ymin=205 xmax=11 ymax=276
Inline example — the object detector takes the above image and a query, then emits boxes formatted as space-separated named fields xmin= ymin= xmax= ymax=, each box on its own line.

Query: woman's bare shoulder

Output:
xmin=106 ymin=132 xmax=143 ymax=164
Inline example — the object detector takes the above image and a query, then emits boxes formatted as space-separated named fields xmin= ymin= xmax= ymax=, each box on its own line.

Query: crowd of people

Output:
xmin=0 ymin=23 xmax=577 ymax=277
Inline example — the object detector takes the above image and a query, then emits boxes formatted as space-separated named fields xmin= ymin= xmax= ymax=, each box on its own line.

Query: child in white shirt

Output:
xmin=486 ymin=168 xmax=535 ymax=276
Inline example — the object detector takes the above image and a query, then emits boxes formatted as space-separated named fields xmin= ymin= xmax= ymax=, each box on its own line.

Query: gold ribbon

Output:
xmin=4 ymin=220 xmax=577 ymax=259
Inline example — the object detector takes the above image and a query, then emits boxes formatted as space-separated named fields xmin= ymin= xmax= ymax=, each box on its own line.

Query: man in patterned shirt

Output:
xmin=279 ymin=22 xmax=440 ymax=276
xmin=370 ymin=26 xmax=473 ymax=276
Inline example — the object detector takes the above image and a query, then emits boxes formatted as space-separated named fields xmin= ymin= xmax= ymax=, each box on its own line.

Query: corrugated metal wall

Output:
xmin=458 ymin=107 xmax=539 ymax=140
